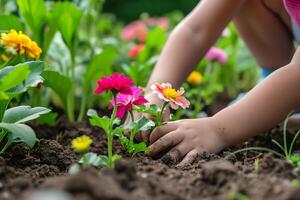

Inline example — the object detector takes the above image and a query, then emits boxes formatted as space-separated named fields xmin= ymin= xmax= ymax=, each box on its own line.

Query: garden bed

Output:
xmin=1 ymin=117 xmax=300 ymax=200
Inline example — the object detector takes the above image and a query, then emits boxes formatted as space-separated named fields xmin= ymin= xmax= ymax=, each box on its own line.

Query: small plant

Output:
xmin=231 ymin=112 xmax=300 ymax=167
xmin=254 ymin=158 xmax=260 ymax=173
xmin=228 ymin=191 xmax=248 ymax=200
xmin=69 ymin=135 xmax=109 ymax=173
xmin=291 ymin=179 xmax=300 ymax=188
xmin=88 ymin=73 xmax=153 ymax=167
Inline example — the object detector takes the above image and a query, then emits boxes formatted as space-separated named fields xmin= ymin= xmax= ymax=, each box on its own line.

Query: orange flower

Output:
xmin=0 ymin=29 xmax=42 ymax=59
xmin=151 ymin=83 xmax=190 ymax=109
xmin=187 ymin=71 xmax=202 ymax=85
xmin=129 ymin=44 xmax=145 ymax=58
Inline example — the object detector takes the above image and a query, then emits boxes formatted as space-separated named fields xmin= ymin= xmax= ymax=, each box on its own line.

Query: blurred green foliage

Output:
xmin=103 ymin=0 xmax=199 ymax=22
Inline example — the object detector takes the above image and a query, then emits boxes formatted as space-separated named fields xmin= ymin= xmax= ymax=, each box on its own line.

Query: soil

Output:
xmin=1 ymin=115 xmax=300 ymax=200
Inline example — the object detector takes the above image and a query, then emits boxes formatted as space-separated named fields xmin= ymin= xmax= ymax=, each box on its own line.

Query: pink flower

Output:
xmin=144 ymin=17 xmax=169 ymax=29
xmin=151 ymin=83 xmax=190 ymax=110
xmin=109 ymin=86 xmax=148 ymax=118
xmin=120 ymin=21 xmax=148 ymax=42
xmin=222 ymin=28 xmax=230 ymax=37
xmin=95 ymin=73 xmax=134 ymax=95
xmin=205 ymin=47 xmax=228 ymax=64
xmin=129 ymin=44 xmax=145 ymax=58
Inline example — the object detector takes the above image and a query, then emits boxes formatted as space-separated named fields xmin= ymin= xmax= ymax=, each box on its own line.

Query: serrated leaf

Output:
xmin=3 ymin=106 xmax=51 ymax=124
xmin=0 ymin=123 xmax=37 ymax=148
xmin=129 ymin=142 xmax=149 ymax=154
xmin=88 ymin=110 xmax=110 ymax=134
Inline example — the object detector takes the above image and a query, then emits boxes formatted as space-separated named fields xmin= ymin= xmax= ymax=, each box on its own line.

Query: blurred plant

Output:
xmin=254 ymin=158 xmax=260 ymax=173
xmin=228 ymin=191 xmax=248 ymax=200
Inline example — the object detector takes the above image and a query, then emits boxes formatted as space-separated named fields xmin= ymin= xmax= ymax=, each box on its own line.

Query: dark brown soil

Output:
xmin=1 ymin=116 xmax=300 ymax=200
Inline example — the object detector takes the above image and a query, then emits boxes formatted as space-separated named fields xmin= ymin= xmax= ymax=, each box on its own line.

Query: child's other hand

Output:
xmin=147 ymin=118 xmax=226 ymax=167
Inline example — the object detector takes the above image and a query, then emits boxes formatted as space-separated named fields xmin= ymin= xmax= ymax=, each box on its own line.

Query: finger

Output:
xmin=149 ymin=122 xmax=177 ymax=144
xmin=148 ymin=131 xmax=183 ymax=157
xmin=162 ymin=143 xmax=190 ymax=165
xmin=176 ymin=149 xmax=199 ymax=168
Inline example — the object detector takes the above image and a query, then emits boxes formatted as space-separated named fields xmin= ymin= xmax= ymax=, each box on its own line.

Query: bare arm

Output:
xmin=214 ymin=48 xmax=300 ymax=146
xmin=146 ymin=0 xmax=246 ymax=91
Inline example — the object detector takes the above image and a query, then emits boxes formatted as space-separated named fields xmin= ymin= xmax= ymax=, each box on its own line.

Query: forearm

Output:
xmin=146 ymin=0 xmax=246 ymax=91
xmin=213 ymin=63 xmax=300 ymax=146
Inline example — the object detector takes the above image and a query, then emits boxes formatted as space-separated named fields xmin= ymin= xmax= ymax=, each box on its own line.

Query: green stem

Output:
xmin=158 ymin=102 xmax=168 ymax=126
xmin=67 ymin=53 xmax=76 ymax=122
xmin=108 ymin=93 xmax=117 ymax=167
xmin=77 ymin=87 xmax=87 ymax=122
xmin=0 ymin=56 xmax=13 ymax=69
xmin=129 ymin=111 xmax=135 ymax=146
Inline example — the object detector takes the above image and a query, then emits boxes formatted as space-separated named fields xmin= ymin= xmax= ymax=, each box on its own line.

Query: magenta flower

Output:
xmin=205 ymin=47 xmax=228 ymax=64
xmin=95 ymin=73 xmax=134 ymax=95
xmin=109 ymin=86 xmax=148 ymax=118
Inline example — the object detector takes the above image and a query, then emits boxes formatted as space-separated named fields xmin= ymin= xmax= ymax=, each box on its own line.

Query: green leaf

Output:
xmin=134 ymin=104 xmax=161 ymax=116
xmin=129 ymin=142 xmax=149 ymax=154
xmin=84 ymin=47 xmax=117 ymax=83
xmin=51 ymin=2 xmax=82 ymax=53
xmin=0 ymin=123 xmax=37 ymax=148
xmin=2 ymin=106 xmax=50 ymax=124
xmin=87 ymin=109 xmax=110 ymax=134
xmin=126 ymin=117 xmax=155 ymax=132
xmin=17 ymin=0 xmax=48 ymax=45
xmin=80 ymin=152 xmax=108 ymax=167
xmin=0 ymin=14 xmax=24 ymax=31
xmin=0 ymin=61 xmax=45 ymax=99
xmin=0 ymin=64 xmax=30 ymax=92
xmin=41 ymin=70 xmax=72 ymax=110
xmin=35 ymin=112 xmax=58 ymax=126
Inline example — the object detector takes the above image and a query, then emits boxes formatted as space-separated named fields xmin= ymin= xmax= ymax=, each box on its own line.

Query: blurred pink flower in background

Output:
xmin=121 ymin=17 xmax=169 ymax=42
xmin=222 ymin=28 xmax=230 ymax=37
xmin=109 ymin=86 xmax=148 ymax=118
xmin=205 ymin=47 xmax=228 ymax=64
xmin=129 ymin=44 xmax=145 ymax=58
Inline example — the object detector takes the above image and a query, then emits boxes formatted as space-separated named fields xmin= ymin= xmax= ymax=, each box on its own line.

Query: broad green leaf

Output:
xmin=0 ymin=14 xmax=23 ymax=31
xmin=126 ymin=116 xmax=155 ymax=132
xmin=42 ymin=70 xmax=72 ymax=109
xmin=134 ymin=104 xmax=161 ymax=116
xmin=0 ymin=61 xmax=45 ymax=99
xmin=87 ymin=109 xmax=110 ymax=134
xmin=35 ymin=112 xmax=58 ymax=126
xmin=84 ymin=47 xmax=117 ymax=83
xmin=17 ymin=0 xmax=48 ymax=45
xmin=51 ymin=2 xmax=82 ymax=53
xmin=3 ymin=106 xmax=51 ymax=124
xmin=0 ymin=64 xmax=30 ymax=92
xmin=0 ymin=123 xmax=37 ymax=148
xmin=129 ymin=142 xmax=149 ymax=154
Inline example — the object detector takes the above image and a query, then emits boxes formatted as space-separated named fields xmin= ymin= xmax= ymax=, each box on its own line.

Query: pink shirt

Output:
xmin=284 ymin=0 xmax=300 ymax=26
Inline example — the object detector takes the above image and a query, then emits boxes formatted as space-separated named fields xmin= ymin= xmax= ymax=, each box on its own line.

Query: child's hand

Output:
xmin=147 ymin=117 xmax=226 ymax=167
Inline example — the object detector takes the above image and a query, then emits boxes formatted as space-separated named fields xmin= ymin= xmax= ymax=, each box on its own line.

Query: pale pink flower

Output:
xmin=120 ymin=21 xmax=147 ymax=42
xmin=205 ymin=47 xmax=228 ymax=64
xmin=222 ymin=28 xmax=230 ymax=37
xmin=109 ymin=86 xmax=148 ymax=118
xmin=151 ymin=83 xmax=190 ymax=110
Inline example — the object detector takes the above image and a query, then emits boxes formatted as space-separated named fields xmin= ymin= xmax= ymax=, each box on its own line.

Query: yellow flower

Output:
xmin=187 ymin=71 xmax=202 ymax=85
xmin=0 ymin=29 xmax=42 ymax=59
xmin=71 ymin=135 xmax=92 ymax=153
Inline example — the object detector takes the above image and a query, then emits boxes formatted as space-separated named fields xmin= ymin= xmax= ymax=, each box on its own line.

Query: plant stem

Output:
xmin=108 ymin=94 xmax=117 ymax=167
xmin=77 ymin=87 xmax=87 ymax=122
xmin=129 ymin=111 xmax=135 ymax=146
xmin=67 ymin=53 xmax=76 ymax=122
xmin=158 ymin=102 xmax=168 ymax=126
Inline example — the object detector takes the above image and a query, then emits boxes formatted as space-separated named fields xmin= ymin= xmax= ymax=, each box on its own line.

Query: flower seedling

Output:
xmin=88 ymin=73 xmax=153 ymax=167
xmin=109 ymin=86 xmax=154 ymax=155
xmin=69 ymin=135 xmax=109 ymax=173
